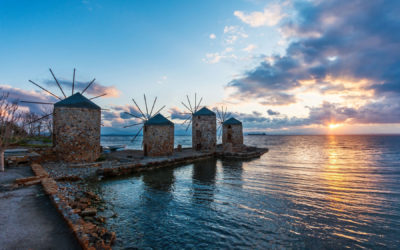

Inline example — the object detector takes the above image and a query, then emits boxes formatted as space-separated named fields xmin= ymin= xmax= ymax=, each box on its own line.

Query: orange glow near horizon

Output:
xmin=329 ymin=123 xmax=343 ymax=129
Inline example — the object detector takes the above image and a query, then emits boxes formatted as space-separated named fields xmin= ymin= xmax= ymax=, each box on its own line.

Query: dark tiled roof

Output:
xmin=223 ymin=117 xmax=242 ymax=125
xmin=193 ymin=107 xmax=216 ymax=116
xmin=54 ymin=92 xmax=100 ymax=110
xmin=145 ymin=114 xmax=174 ymax=126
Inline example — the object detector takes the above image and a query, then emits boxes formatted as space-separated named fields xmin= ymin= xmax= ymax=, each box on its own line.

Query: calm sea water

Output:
xmin=96 ymin=135 xmax=400 ymax=249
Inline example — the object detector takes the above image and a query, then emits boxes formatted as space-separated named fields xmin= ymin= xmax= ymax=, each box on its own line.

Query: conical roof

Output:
xmin=193 ymin=107 xmax=216 ymax=116
xmin=223 ymin=117 xmax=242 ymax=125
xmin=145 ymin=114 xmax=174 ymax=126
xmin=54 ymin=92 xmax=100 ymax=110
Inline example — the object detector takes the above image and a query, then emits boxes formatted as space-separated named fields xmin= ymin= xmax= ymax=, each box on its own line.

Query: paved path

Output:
xmin=0 ymin=166 xmax=81 ymax=250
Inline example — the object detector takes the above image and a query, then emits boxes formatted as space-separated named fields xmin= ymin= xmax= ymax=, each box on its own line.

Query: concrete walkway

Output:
xmin=0 ymin=166 xmax=81 ymax=250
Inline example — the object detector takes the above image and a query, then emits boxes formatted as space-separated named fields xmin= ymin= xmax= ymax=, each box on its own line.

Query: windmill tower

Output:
xmin=181 ymin=94 xmax=216 ymax=152
xmin=22 ymin=68 xmax=105 ymax=162
xmin=222 ymin=117 xmax=243 ymax=148
xmin=123 ymin=95 xmax=174 ymax=156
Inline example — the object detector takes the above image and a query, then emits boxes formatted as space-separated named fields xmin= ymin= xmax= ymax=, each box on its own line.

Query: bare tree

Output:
xmin=42 ymin=106 xmax=53 ymax=136
xmin=21 ymin=112 xmax=40 ymax=136
xmin=0 ymin=92 xmax=20 ymax=172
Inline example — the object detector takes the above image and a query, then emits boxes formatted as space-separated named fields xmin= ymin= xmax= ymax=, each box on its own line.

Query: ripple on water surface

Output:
xmin=94 ymin=135 xmax=400 ymax=249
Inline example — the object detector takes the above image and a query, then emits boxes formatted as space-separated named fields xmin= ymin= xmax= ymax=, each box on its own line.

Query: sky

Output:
xmin=1 ymin=0 xmax=400 ymax=135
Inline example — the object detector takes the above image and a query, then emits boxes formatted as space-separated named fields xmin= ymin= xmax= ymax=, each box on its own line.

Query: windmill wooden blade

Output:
xmin=24 ymin=113 xmax=53 ymax=125
xmin=29 ymin=80 xmax=62 ymax=100
xmin=153 ymin=105 xmax=166 ymax=116
xmin=186 ymin=95 xmax=193 ymax=113
xmin=89 ymin=93 xmax=107 ymax=100
xmin=149 ymin=97 xmax=157 ymax=117
xmin=196 ymin=97 xmax=203 ymax=111
xmin=81 ymin=78 xmax=96 ymax=95
xmin=218 ymin=125 xmax=222 ymax=139
xmin=124 ymin=122 xmax=144 ymax=128
xmin=72 ymin=68 xmax=76 ymax=95
xmin=20 ymin=101 xmax=54 ymax=105
xmin=131 ymin=126 xmax=143 ymax=143
xmin=195 ymin=93 xmax=197 ymax=112
xmin=216 ymin=108 xmax=222 ymax=122
xmin=132 ymin=98 xmax=147 ymax=119
xmin=49 ymin=68 xmax=67 ymax=98
xmin=124 ymin=112 xmax=145 ymax=120
xmin=181 ymin=115 xmax=191 ymax=125
xmin=181 ymin=101 xmax=192 ymax=113
xmin=144 ymin=94 xmax=149 ymax=118
xmin=185 ymin=120 xmax=192 ymax=131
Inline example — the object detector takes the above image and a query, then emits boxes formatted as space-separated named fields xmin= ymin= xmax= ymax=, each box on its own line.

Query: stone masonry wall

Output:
xmin=143 ymin=125 xmax=174 ymax=156
xmin=222 ymin=124 xmax=243 ymax=146
xmin=192 ymin=115 xmax=216 ymax=152
xmin=53 ymin=107 xmax=101 ymax=163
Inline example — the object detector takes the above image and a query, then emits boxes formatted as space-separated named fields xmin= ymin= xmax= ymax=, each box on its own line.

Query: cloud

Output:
xmin=101 ymin=104 xmax=145 ymax=128
xmin=203 ymin=52 xmax=237 ymax=64
xmin=267 ymin=109 xmax=280 ymax=116
xmin=157 ymin=76 xmax=168 ymax=84
xmin=209 ymin=33 xmax=216 ymax=39
xmin=0 ymin=84 xmax=57 ymax=114
xmin=234 ymin=4 xmax=286 ymax=27
xmin=227 ymin=0 xmax=400 ymax=127
xmin=243 ymin=44 xmax=257 ymax=52
xmin=222 ymin=25 xmax=248 ymax=45
xmin=44 ymin=79 xmax=120 ymax=98
xmin=169 ymin=107 xmax=190 ymax=120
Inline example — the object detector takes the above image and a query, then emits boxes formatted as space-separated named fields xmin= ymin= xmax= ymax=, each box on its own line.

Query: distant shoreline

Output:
xmin=101 ymin=134 xmax=400 ymax=136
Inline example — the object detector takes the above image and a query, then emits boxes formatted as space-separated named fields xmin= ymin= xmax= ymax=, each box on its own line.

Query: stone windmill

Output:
xmin=123 ymin=95 xmax=174 ymax=156
xmin=181 ymin=94 xmax=216 ymax=152
xmin=21 ymin=68 xmax=106 ymax=162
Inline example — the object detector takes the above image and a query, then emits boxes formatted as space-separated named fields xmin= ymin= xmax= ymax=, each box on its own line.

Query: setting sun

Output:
xmin=329 ymin=123 xmax=343 ymax=129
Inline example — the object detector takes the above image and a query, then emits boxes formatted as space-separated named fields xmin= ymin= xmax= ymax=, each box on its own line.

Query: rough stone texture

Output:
xmin=222 ymin=123 xmax=243 ymax=148
xmin=143 ymin=124 xmax=174 ymax=156
xmin=192 ymin=115 xmax=216 ymax=152
xmin=53 ymin=107 xmax=101 ymax=163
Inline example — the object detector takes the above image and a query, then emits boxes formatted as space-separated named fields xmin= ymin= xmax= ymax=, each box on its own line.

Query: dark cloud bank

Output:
xmin=228 ymin=0 xmax=400 ymax=129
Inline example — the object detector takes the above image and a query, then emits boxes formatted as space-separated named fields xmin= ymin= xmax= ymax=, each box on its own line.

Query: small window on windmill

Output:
xmin=228 ymin=125 xmax=232 ymax=129
xmin=196 ymin=130 xmax=201 ymax=138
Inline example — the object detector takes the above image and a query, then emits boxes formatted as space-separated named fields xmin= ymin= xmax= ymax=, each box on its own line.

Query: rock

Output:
xmin=81 ymin=208 xmax=97 ymax=216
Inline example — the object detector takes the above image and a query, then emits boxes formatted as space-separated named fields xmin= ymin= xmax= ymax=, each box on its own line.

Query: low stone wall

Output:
xmin=30 ymin=164 xmax=115 ymax=249
xmin=97 ymin=153 xmax=214 ymax=178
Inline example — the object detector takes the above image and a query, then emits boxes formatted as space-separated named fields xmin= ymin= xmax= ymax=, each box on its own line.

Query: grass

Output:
xmin=11 ymin=136 xmax=52 ymax=148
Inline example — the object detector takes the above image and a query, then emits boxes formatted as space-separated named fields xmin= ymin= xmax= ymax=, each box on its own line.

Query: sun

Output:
xmin=328 ymin=123 xmax=342 ymax=129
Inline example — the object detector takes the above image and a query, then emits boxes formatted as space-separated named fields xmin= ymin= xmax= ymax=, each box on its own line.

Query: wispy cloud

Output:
xmin=234 ymin=3 xmax=286 ymax=27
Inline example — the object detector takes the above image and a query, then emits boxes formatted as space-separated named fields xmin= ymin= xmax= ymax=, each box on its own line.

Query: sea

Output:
xmin=94 ymin=135 xmax=400 ymax=249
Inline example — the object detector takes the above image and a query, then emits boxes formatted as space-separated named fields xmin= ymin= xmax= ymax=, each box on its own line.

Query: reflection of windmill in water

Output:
xmin=123 ymin=95 xmax=174 ymax=156
xmin=21 ymin=68 xmax=105 ymax=162
xmin=181 ymin=94 xmax=216 ymax=152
